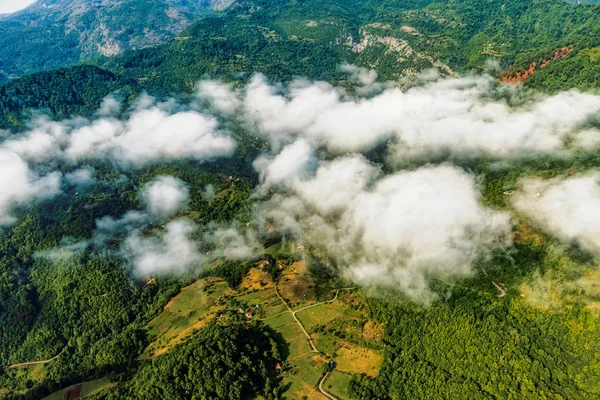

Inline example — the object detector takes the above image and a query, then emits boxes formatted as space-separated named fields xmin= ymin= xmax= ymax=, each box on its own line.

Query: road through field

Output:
xmin=270 ymin=276 xmax=355 ymax=400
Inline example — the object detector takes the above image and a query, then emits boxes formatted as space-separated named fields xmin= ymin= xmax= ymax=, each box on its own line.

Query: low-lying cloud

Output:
xmin=0 ymin=95 xmax=237 ymax=227
xmin=513 ymin=172 xmax=600 ymax=253
xmin=9 ymin=68 xmax=600 ymax=301
xmin=257 ymin=160 xmax=512 ymax=302
xmin=124 ymin=219 xmax=202 ymax=277
xmin=206 ymin=74 xmax=600 ymax=161
xmin=141 ymin=176 xmax=190 ymax=220
xmin=0 ymin=149 xmax=61 ymax=225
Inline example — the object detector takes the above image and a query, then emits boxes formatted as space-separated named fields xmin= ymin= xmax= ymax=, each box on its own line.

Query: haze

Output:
xmin=0 ymin=0 xmax=35 ymax=14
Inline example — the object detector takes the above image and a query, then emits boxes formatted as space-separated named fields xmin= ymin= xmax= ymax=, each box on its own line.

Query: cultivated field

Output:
xmin=132 ymin=248 xmax=385 ymax=399
xmin=41 ymin=377 xmax=114 ymax=400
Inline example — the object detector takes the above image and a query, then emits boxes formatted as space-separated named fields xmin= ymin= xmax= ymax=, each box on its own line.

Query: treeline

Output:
xmin=0 ymin=65 xmax=138 ymax=131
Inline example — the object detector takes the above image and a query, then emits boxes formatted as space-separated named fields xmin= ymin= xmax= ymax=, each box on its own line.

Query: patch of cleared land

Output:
xmin=281 ymin=376 xmax=327 ymax=400
xmin=264 ymin=312 xmax=312 ymax=359
xmin=142 ymin=278 xmax=231 ymax=358
xmin=335 ymin=343 xmax=383 ymax=377
xmin=288 ymin=353 xmax=328 ymax=386
xmin=326 ymin=370 xmax=353 ymax=400
xmin=240 ymin=267 xmax=274 ymax=291
xmin=296 ymin=302 xmax=347 ymax=333
xmin=136 ymin=253 xmax=384 ymax=399
xmin=278 ymin=261 xmax=318 ymax=308
xmin=41 ymin=377 xmax=114 ymax=400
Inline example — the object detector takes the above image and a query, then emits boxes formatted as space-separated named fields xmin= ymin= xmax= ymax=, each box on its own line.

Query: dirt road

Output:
xmin=270 ymin=279 xmax=355 ymax=399
xmin=8 ymin=350 xmax=62 ymax=369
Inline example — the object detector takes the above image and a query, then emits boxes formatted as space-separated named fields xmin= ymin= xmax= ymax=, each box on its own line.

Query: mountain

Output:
xmin=0 ymin=0 xmax=235 ymax=79
xmin=97 ymin=0 xmax=600 ymax=96
xmin=4 ymin=0 xmax=600 ymax=130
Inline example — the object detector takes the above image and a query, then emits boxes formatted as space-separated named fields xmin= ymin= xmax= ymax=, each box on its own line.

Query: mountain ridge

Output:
xmin=0 ymin=0 xmax=235 ymax=79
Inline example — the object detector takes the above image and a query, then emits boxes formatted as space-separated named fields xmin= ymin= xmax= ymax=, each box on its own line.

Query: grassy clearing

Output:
xmin=362 ymin=320 xmax=385 ymax=343
xmin=240 ymin=268 xmax=273 ymax=291
xmin=278 ymin=261 xmax=318 ymax=308
xmin=142 ymin=278 xmax=229 ymax=358
xmin=41 ymin=377 xmax=114 ymax=400
xmin=281 ymin=376 xmax=327 ymax=400
xmin=296 ymin=301 xmax=347 ymax=333
xmin=261 ymin=241 xmax=297 ymax=259
xmin=325 ymin=371 xmax=352 ymax=400
xmin=315 ymin=333 xmax=383 ymax=377
xmin=263 ymin=311 xmax=295 ymax=328
xmin=288 ymin=353 xmax=327 ymax=386
xmin=334 ymin=342 xmax=383 ymax=377
xmin=313 ymin=333 xmax=338 ymax=355
xmin=264 ymin=313 xmax=312 ymax=358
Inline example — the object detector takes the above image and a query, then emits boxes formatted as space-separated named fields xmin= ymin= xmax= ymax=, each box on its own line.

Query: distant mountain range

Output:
xmin=0 ymin=0 xmax=234 ymax=79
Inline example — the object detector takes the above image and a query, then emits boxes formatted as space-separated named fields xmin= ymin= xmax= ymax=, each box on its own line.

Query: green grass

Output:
xmin=261 ymin=243 xmax=283 ymax=257
xmin=280 ymin=376 xmax=321 ymax=400
xmin=266 ymin=303 xmax=288 ymax=316
xmin=169 ymin=283 xmax=209 ymax=316
xmin=143 ymin=280 xmax=229 ymax=357
xmin=314 ymin=333 xmax=338 ymax=355
xmin=326 ymin=370 xmax=352 ymax=400
xmin=287 ymin=334 xmax=313 ymax=359
xmin=290 ymin=354 xmax=325 ymax=386
xmin=296 ymin=302 xmax=347 ymax=333
xmin=260 ymin=241 xmax=295 ymax=259
xmin=237 ymin=288 xmax=277 ymax=305
xmin=147 ymin=281 xmax=227 ymax=336
xmin=263 ymin=311 xmax=295 ymax=328
xmin=264 ymin=313 xmax=312 ymax=358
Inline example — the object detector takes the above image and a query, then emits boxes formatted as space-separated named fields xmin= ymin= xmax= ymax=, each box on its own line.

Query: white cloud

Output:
xmin=96 ymin=96 xmax=122 ymax=117
xmin=253 ymin=139 xmax=316 ymax=188
xmin=293 ymin=155 xmax=380 ymax=215
xmin=66 ymin=108 xmax=236 ymax=167
xmin=244 ymin=75 xmax=340 ymax=149
xmin=64 ymin=167 xmax=95 ymax=187
xmin=203 ymin=225 xmax=258 ymax=259
xmin=513 ymin=172 xmax=600 ymax=253
xmin=141 ymin=176 xmax=190 ymax=220
xmin=196 ymin=81 xmax=241 ymax=115
xmin=234 ymin=74 xmax=600 ymax=159
xmin=0 ymin=150 xmax=61 ymax=226
xmin=123 ymin=219 xmax=203 ymax=276
xmin=259 ymin=163 xmax=512 ymax=302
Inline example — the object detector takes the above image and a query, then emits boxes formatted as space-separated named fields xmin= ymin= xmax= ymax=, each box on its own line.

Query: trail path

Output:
xmin=8 ymin=350 xmax=63 ymax=369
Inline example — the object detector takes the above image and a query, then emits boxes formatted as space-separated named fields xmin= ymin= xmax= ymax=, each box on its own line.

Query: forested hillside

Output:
xmin=3 ymin=0 xmax=600 ymax=126
xmin=98 ymin=0 xmax=600 ymax=95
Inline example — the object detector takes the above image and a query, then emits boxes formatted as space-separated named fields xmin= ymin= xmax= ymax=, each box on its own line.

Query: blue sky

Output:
xmin=0 ymin=0 xmax=36 ymax=14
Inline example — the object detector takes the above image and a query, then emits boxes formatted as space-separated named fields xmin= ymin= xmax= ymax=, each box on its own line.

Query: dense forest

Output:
xmin=98 ymin=323 xmax=281 ymax=399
